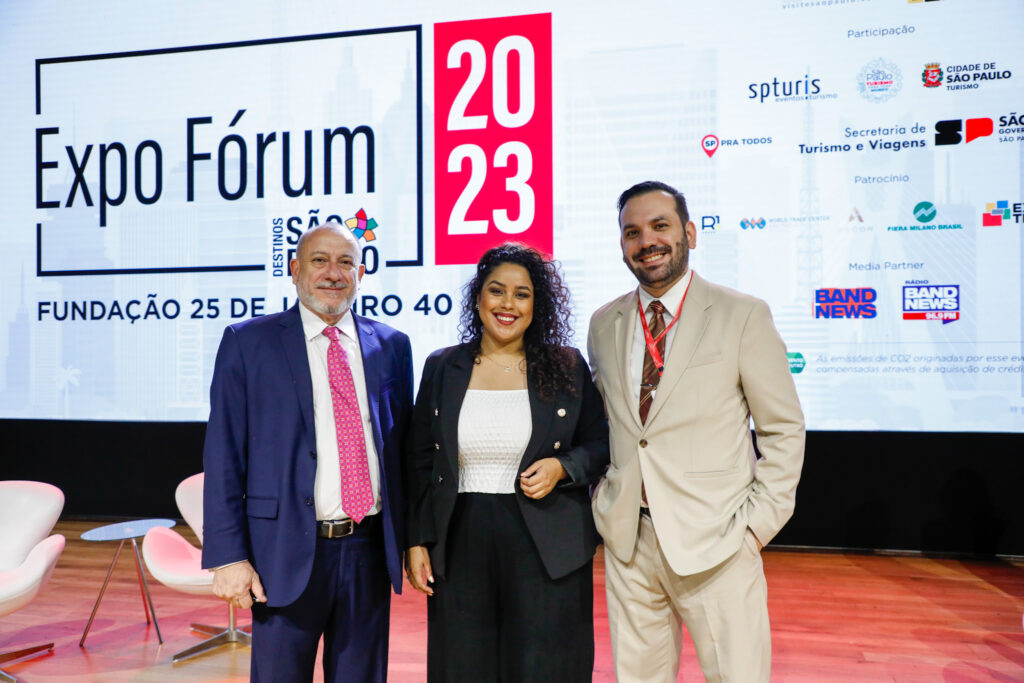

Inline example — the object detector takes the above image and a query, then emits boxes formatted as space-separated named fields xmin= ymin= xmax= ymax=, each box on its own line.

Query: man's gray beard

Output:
xmin=297 ymin=283 xmax=355 ymax=318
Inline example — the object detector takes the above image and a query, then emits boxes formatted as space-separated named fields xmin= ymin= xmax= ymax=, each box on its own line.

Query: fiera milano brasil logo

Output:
xmin=887 ymin=201 xmax=963 ymax=231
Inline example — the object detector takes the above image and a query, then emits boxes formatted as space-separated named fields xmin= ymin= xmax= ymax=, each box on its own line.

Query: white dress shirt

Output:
xmin=299 ymin=302 xmax=382 ymax=521
xmin=630 ymin=268 xmax=694 ymax=406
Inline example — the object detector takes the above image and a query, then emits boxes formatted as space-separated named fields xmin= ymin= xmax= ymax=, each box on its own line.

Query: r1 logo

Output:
xmin=434 ymin=13 xmax=552 ymax=265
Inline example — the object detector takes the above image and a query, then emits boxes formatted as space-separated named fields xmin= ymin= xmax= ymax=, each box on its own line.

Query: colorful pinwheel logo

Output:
xmin=345 ymin=209 xmax=378 ymax=241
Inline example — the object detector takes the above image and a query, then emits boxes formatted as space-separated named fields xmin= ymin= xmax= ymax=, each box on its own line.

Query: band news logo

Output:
xmin=814 ymin=288 xmax=877 ymax=319
xmin=902 ymin=283 xmax=959 ymax=323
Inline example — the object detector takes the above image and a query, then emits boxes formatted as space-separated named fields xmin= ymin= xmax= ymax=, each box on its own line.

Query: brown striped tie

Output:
xmin=639 ymin=300 xmax=666 ymax=424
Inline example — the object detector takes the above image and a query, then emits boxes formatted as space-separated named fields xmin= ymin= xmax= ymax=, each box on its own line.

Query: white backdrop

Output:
xmin=1 ymin=0 xmax=1022 ymax=431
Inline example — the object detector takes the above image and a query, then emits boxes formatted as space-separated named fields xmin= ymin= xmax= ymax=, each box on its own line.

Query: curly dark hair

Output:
xmin=458 ymin=242 xmax=577 ymax=400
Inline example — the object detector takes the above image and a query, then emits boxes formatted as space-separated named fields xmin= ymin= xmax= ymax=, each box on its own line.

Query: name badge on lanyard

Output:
xmin=638 ymin=277 xmax=692 ymax=376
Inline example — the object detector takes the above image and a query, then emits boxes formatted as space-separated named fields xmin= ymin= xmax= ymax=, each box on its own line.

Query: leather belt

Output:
xmin=316 ymin=515 xmax=378 ymax=539
xmin=317 ymin=519 xmax=356 ymax=539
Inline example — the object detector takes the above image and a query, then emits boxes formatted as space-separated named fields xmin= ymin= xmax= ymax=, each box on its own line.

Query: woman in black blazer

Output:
xmin=405 ymin=243 xmax=609 ymax=682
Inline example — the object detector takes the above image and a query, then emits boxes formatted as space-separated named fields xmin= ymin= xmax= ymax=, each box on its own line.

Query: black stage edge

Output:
xmin=1 ymin=419 xmax=205 ymax=519
xmin=1 ymin=420 xmax=1021 ymax=557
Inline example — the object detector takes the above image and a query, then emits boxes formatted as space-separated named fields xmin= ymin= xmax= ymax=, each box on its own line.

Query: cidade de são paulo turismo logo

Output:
xmin=923 ymin=61 xmax=1014 ymax=92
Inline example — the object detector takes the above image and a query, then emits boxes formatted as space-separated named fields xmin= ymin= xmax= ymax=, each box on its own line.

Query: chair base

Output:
xmin=171 ymin=622 xmax=251 ymax=663
xmin=0 ymin=642 xmax=54 ymax=682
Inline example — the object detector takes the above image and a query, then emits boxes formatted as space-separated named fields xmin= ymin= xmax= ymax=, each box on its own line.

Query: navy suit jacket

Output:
xmin=201 ymin=304 xmax=413 ymax=606
xmin=405 ymin=344 xmax=609 ymax=581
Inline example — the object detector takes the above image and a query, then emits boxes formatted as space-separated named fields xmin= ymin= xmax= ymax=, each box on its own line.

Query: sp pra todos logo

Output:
xmin=814 ymin=288 xmax=877 ymax=319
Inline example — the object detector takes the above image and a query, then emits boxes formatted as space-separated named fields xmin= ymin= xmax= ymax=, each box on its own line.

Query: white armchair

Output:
xmin=142 ymin=473 xmax=251 ymax=662
xmin=0 ymin=481 xmax=66 ymax=683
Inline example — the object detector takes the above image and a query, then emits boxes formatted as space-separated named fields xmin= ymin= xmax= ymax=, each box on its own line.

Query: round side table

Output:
xmin=79 ymin=518 xmax=175 ymax=647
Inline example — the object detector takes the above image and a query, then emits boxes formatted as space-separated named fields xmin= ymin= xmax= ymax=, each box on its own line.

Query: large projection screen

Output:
xmin=1 ymin=0 xmax=1022 ymax=432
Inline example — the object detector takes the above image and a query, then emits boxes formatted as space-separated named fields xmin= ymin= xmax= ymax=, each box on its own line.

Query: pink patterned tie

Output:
xmin=322 ymin=327 xmax=373 ymax=523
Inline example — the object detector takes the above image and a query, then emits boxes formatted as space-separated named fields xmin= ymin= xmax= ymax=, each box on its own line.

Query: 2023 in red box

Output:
xmin=433 ymin=13 xmax=552 ymax=266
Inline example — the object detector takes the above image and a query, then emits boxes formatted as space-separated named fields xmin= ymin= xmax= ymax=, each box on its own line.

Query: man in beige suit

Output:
xmin=588 ymin=180 xmax=805 ymax=682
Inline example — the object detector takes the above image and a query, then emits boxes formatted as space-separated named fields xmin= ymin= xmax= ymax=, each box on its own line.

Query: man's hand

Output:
xmin=213 ymin=561 xmax=266 ymax=609
xmin=520 ymin=458 xmax=567 ymax=500
xmin=405 ymin=545 xmax=434 ymax=596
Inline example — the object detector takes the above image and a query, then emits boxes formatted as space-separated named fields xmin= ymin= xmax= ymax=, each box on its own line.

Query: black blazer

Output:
xmin=405 ymin=343 xmax=609 ymax=581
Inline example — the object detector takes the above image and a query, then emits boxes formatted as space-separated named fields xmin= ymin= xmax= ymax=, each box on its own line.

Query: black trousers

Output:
xmin=427 ymin=493 xmax=594 ymax=682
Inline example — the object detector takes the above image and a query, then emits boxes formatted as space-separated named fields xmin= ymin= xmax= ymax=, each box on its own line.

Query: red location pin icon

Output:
xmin=701 ymin=134 xmax=719 ymax=158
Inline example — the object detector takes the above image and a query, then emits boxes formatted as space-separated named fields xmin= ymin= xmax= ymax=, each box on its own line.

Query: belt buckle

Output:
xmin=324 ymin=519 xmax=355 ymax=539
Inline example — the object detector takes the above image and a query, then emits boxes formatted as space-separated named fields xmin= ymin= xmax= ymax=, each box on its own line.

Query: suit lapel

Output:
xmin=643 ymin=272 xmax=712 ymax=426
xmin=354 ymin=315 xmax=383 ymax=454
xmin=520 ymin=371 xmax=554 ymax=470
xmin=441 ymin=346 xmax=474 ymax=477
xmin=613 ymin=291 xmax=643 ymax=431
xmin=278 ymin=305 xmax=315 ymax=442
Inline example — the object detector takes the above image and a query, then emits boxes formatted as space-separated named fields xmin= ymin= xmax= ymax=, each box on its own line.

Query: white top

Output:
xmin=631 ymin=268 xmax=694 ymax=406
xmin=457 ymin=390 xmax=532 ymax=494
xmin=299 ymin=302 xmax=382 ymax=521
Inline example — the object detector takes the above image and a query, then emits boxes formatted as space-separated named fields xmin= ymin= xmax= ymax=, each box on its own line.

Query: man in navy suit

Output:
xmin=202 ymin=221 xmax=414 ymax=682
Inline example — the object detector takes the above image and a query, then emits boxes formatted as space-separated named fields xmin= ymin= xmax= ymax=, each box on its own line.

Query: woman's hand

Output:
xmin=519 ymin=457 xmax=567 ymax=500
xmin=405 ymin=545 xmax=434 ymax=596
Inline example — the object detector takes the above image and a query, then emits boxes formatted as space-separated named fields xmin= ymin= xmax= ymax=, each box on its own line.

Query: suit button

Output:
xmin=309 ymin=450 xmax=316 ymax=459
xmin=434 ymin=408 xmax=439 ymax=416
xmin=437 ymin=475 xmax=444 ymax=484
xmin=553 ymin=441 xmax=561 ymax=450
xmin=639 ymin=439 xmax=648 ymax=448
xmin=304 ymin=497 xmax=314 ymax=506
xmin=557 ymin=408 xmax=566 ymax=417
xmin=435 ymin=443 xmax=440 ymax=450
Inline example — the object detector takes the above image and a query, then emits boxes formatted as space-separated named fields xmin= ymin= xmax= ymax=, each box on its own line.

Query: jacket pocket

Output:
xmin=687 ymin=353 xmax=722 ymax=369
xmin=245 ymin=496 xmax=278 ymax=519
xmin=683 ymin=464 xmax=743 ymax=479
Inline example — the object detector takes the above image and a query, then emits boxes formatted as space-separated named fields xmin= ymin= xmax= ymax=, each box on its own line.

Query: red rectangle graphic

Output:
xmin=433 ymin=13 xmax=553 ymax=265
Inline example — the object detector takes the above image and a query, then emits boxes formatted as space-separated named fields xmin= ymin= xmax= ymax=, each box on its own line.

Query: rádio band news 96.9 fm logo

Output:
xmin=902 ymin=282 xmax=960 ymax=323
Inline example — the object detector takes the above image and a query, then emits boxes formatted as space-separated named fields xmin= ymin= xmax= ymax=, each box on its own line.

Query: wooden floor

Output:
xmin=1 ymin=521 xmax=1022 ymax=681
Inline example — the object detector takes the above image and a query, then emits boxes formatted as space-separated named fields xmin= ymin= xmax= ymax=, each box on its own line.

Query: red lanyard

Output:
xmin=638 ymin=276 xmax=692 ymax=376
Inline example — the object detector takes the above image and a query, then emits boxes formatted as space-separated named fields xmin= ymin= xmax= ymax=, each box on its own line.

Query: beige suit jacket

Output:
xmin=588 ymin=272 xmax=805 ymax=576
